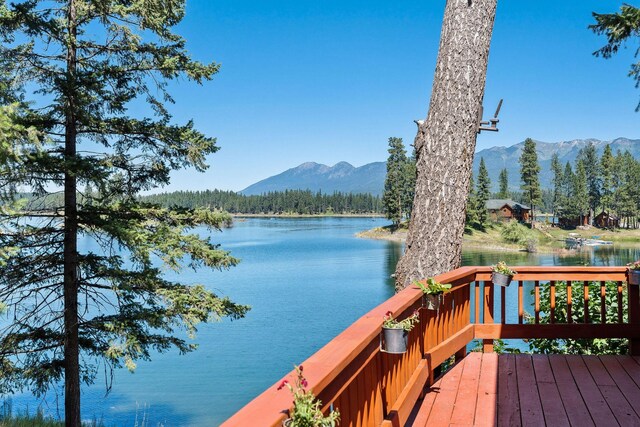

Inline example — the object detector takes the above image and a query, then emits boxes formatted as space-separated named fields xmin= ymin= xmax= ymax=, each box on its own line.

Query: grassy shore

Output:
xmin=357 ymin=221 xmax=640 ymax=253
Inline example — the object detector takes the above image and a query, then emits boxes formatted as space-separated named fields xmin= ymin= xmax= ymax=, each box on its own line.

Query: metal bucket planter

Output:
xmin=423 ymin=294 xmax=442 ymax=311
xmin=381 ymin=327 xmax=409 ymax=354
xmin=492 ymin=272 xmax=513 ymax=287
xmin=629 ymin=270 xmax=640 ymax=285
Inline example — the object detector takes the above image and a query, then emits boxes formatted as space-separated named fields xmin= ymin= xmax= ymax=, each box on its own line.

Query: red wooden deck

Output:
xmin=410 ymin=352 xmax=640 ymax=427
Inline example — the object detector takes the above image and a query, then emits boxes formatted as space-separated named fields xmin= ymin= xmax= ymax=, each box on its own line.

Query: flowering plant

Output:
xmin=414 ymin=278 xmax=452 ymax=295
xmin=627 ymin=260 xmax=640 ymax=271
xmin=277 ymin=365 xmax=340 ymax=427
xmin=491 ymin=261 xmax=516 ymax=276
xmin=382 ymin=310 xmax=420 ymax=331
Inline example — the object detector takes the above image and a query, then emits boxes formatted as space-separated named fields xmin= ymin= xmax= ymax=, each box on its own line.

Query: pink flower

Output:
xmin=298 ymin=365 xmax=303 ymax=372
xmin=301 ymin=379 xmax=308 ymax=388
xmin=385 ymin=310 xmax=393 ymax=316
xmin=277 ymin=380 xmax=289 ymax=390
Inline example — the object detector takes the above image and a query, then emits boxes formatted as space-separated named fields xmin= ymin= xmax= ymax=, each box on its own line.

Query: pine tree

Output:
xmin=382 ymin=137 xmax=408 ymax=226
xmin=497 ymin=168 xmax=509 ymax=199
xmin=476 ymin=157 xmax=491 ymax=226
xmin=577 ymin=142 xmax=601 ymax=224
xmin=551 ymin=153 xmax=563 ymax=225
xmin=395 ymin=0 xmax=497 ymax=288
xmin=465 ymin=174 xmax=479 ymax=231
xmin=403 ymin=145 xmax=417 ymax=221
xmin=574 ymin=160 xmax=590 ymax=225
xmin=591 ymin=4 xmax=640 ymax=110
xmin=600 ymin=144 xmax=615 ymax=214
xmin=519 ymin=138 xmax=542 ymax=223
xmin=0 ymin=2 xmax=249 ymax=425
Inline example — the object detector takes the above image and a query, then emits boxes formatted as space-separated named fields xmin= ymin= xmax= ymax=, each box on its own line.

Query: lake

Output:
xmin=7 ymin=217 xmax=640 ymax=426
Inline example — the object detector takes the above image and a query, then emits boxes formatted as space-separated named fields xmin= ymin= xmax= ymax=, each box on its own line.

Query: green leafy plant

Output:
xmin=491 ymin=261 xmax=517 ymax=276
xmin=414 ymin=278 xmax=452 ymax=295
xmin=382 ymin=310 xmax=420 ymax=331
xmin=627 ymin=260 xmax=640 ymax=270
xmin=528 ymin=281 xmax=628 ymax=355
xmin=277 ymin=365 xmax=340 ymax=427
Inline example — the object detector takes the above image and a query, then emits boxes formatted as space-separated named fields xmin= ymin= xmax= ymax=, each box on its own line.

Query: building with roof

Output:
xmin=485 ymin=199 xmax=531 ymax=222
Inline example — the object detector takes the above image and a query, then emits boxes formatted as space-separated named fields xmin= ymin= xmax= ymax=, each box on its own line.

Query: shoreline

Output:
xmin=233 ymin=213 xmax=384 ymax=218
xmin=356 ymin=223 xmax=640 ymax=254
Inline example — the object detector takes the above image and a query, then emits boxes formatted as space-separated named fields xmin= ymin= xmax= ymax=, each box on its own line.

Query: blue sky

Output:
xmin=162 ymin=0 xmax=639 ymax=192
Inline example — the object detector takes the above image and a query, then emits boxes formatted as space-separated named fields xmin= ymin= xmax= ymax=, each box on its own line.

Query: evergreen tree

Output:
xmin=465 ymin=174 xmax=479 ymax=231
xmin=574 ymin=160 xmax=590 ymax=225
xmin=577 ymin=142 xmax=601 ymax=223
xmin=560 ymin=162 xmax=576 ymax=221
xmin=382 ymin=137 xmax=408 ymax=226
xmin=600 ymin=144 xmax=615 ymax=214
xmin=497 ymin=168 xmax=509 ymax=199
xmin=591 ymin=4 xmax=640 ymax=110
xmin=476 ymin=157 xmax=491 ymax=226
xmin=551 ymin=153 xmax=563 ymax=225
xmin=519 ymin=138 xmax=542 ymax=222
xmin=0 ymin=2 xmax=249 ymax=425
xmin=402 ymin=145 xmax=417 ymax=221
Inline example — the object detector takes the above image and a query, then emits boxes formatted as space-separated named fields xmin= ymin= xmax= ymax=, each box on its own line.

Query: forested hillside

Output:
xmin=140 ymin=189 xmax=383 ymax=215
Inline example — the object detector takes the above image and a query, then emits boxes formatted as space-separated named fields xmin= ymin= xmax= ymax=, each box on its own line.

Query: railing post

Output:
xmin=629 ymin=284 xmax=640 ymax=355
xmin=483 ymin=282 xmax=494 ymax=353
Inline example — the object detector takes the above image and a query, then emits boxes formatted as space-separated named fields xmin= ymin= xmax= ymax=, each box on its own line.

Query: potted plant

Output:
xmin=381 ymin=310 xmax=419 ymax=354
xmin=277 ymin=365 xmax=340 ymax=427
xmin=491 ymin=261 xmax=517 ymax=287
xmin=627 ymin=260 xmax=640 ymax=285
xmin=414 ymin=278 xmax=452 ymax=310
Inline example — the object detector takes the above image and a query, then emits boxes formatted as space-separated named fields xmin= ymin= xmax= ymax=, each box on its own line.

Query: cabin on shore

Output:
xmin=595 ymin=211 xmax=620 ymax=229
xmin=558 ymin=214 xmax=590 ymax=228
xmin=485 ymin=199 xmax=531 ymax=222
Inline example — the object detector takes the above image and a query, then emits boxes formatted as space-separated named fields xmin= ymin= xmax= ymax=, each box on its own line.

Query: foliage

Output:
xmin=465 ymin=174 xmax=481 ymax=232
xmin=491 ymin=261 xmax=516 ymax=276
xmin=414 ymin=278 xmax=452 ymax=295
xmin=627 ymin=260 xmax=640 ymax=270
xmin=519 ymin=138 xmax=542 ymax=220
xmin=141 ymin=189 xmax=382 ymax=215
xmin=382 ymin=137 xmax=413 ymax=226
xmin=0 ymin=400 xmax=105 ymax=427
xmin=600 ymin=144 xmax=614 ymax=213
xmin=590 ymin=4 xmax=640 ymax=111
xmin=528 ymin=281 xmax=628 ymax=355
xmin=578 ymin=142 xmax=601 ymax=219
xmin=382 ymin=310 xmax=420 ymax=331
xmin=0 ymin=0 xmax=250 ymax=422
xmin=550 ymin=153 xmax=563 ymax=223
xmin=497 ymin=168 xmax=509 ymax=199
xmin=500 ymin=220 xmax=538 ymax=251
xmin=471 ymin=338 xmax=521 ymax=354
xmin=277 ymin=366 xmax=340 ymax=427
xmin=476 ymin=157 xmax=491 ymax=226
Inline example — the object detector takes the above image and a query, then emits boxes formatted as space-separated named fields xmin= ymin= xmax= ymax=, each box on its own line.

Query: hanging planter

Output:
xmin=381 ymin=327 xmax=409 ymax=354
xmin=628 ymin=269 xmax=640 ymax=285
xmin=491 ymin=271 xmax=513 ymax=287
xmin=490 ymin=262 xmax=517 ymax=287
xmin=423 ymin=294 xmax=442 ymax=311
xmin=380 ymin=310 xmax=419 ymax=354
xmin=414 ymin=278 xmax=451 ymax=311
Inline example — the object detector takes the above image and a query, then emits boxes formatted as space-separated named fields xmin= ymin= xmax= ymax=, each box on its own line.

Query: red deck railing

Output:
xmin=222 ymin=266 xmax=640 ymax=427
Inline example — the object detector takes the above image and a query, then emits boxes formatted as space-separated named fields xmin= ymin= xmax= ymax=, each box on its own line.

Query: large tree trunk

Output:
xmin=64 ymin=1 xmax=81 ymax=425
xmin=395 ymin=0 xmax=497 ymax=289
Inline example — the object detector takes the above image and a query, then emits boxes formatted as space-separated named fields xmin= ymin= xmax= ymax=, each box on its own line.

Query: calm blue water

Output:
xmin=7 ymin=218 xmax=640 ymax=426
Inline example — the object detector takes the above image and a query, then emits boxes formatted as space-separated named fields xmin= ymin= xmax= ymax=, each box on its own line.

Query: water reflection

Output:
xmin=384 ymin=241 xmax=404 ymax=290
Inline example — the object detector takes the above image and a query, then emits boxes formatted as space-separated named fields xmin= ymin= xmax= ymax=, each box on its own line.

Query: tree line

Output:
xmin=140 ymin=189 xmax=383 ymax=215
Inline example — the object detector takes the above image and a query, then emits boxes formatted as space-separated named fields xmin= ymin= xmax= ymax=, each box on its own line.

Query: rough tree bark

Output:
xmin=395 ymin=0 xmax=498 ymax=289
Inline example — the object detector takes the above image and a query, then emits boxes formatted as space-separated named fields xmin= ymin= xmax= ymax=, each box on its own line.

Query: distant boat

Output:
xmin=566 ymin=236 xmax=613 ymax=247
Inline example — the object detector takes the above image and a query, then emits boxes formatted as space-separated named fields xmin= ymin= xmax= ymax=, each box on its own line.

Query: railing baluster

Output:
xmin=501 ymin=286 xmax=506 ymax=325
xmin=483 ymin=281 xmax=494 ymax=353
xmin=600 ymin=281 xmax=606 ymax=324
xmin=550 ymin=280 xmax=556 ymax=324
xmin=567 ymin=281 xmax=572 ymax=324
xmin=584 ymin=281 xmax=590 ymax=323
xmin=475 ymin=282 xmax=480 ymax=324
xmin=518 ymin=281 xmax=523 ymax=324
xmin=534 ymin=281 xmax=540 ymax=324
xmin=617 ymin=281 xmax=623 ymax=323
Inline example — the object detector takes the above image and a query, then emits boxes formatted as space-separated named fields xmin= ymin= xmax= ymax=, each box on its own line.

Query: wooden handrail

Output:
xmin=222 ymin=266 xmax=640 ymax=427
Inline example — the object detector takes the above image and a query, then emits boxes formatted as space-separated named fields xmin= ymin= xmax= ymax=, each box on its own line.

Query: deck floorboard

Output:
xmin=408 ymin=354 xmax=640 ymax=427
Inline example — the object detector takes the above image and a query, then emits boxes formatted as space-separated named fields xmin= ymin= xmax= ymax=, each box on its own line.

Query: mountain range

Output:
xmin=240 ymin=137 xmax=640 ymax=197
